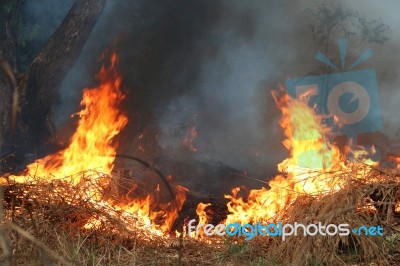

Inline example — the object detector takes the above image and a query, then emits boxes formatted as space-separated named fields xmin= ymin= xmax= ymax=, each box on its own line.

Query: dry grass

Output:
xmin=247 ymin=164 xmax=400 ymax=266
xmin=0 ymin=164 xmax=399 ymax=265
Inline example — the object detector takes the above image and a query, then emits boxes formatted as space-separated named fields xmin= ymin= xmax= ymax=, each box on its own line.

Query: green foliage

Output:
xmin=307 ymin=4 xmax=389 ymax=51
xmin=306 ymin=257 xmax=325 ymax=266
xmin=356 ymin=15 xmax=390 ymax=44
xmin=16 ymin=21 xmax=41 ymax=71
xmin=17 ymin=23 xmax=41 ymax=48
xmin=386 ymin=232 xmax=400 ymax=254
xmin=249 ymin=256 xmax=282 ymax=266
xmin=226 ymin=241 xmax=250 ymax=254
xmin=2 ymin=0 xmax=18 ymax=16
xmin=1 ymin=0 xmax=41 ymax=71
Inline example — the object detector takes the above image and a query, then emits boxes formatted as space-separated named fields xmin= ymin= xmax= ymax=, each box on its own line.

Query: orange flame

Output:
xmin=1 ymin=52 xmax=187 ymax=237
xmin=389 ymin=155 xmax=400 ymax=168
xmin=225 ymin=87 xmax=351 ymax=225
xmin=190 ymin=202 xmax=211 ymax=238
xmin=7 ymin=53 xmax=127 ymax=184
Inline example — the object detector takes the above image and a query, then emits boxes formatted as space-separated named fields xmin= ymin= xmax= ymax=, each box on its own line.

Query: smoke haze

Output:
xmin=22 ymin=0 xmax=400 ymax=194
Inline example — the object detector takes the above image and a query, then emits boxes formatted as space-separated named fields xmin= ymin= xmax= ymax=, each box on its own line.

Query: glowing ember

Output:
xmin=184 ymin=126 xmax=198 ymax=152
xmin=389 ymin=155 xmax=400 ymax=168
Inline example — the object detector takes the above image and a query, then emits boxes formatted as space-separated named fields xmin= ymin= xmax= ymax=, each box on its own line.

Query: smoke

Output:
xmin=23 ymin=0 xmax=400 ymax=193
xmin=349 ymin=1 xmax=400 ymax=142
xmin=158 ymin=3 xmax=283 ymax=168
xmin=20 ymin=0 xmax=74 ymax=68
xmin=21 ymin=0 xmax=73 ymax=39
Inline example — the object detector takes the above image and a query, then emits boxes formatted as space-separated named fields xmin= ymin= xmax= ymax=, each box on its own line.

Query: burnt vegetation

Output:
xmin=0 ymin=1 xmax=399 ymax=266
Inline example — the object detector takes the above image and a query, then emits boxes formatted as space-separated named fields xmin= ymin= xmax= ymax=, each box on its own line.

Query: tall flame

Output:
xmin=7 ymin=53 xmax=127 ymax=184
xmin=1 ymin=52 xmax=187 ymax=237
xmin=224 ymin=87 xmax=347 ymax=225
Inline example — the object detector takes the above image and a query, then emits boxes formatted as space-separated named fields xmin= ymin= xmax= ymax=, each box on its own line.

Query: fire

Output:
xmin=1 ymin=52 xmax=187 ymax=237
xmin=223 ymin=87 xmax=374 ymax=225
xmin=2 ymin=52 xmax=395 ymax=241
xmin=194 ymin=202 xmax=211 ymax=238
xmin=389 ymin=155 xmax=400 ymax=168
xmin=6 ymin=53 xmax=127 ymax=184
xmin=184 ymin=126 xmax=198 ymax=152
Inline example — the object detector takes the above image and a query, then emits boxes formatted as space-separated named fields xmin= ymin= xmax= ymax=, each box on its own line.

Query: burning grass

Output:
xmin=250 ymin=165 xmax=400 ymax=266
xmin=0 ymin=164 xmax=398 ymax=265
xmin=0 ymin=51 xmax=399 ymax=265
xmin=0 ymin=172 xmax=183 ymax=265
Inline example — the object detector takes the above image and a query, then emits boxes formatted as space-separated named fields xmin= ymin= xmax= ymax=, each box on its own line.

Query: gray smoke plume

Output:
xmin=23 ymin=0 xmax=400 ymax=194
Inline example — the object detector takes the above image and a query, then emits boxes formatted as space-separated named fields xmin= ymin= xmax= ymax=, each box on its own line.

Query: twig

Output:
xmin=6 ymin=221 xmax=72 ymax=266
xmin=0 ymin=186 xmax=11 ymax=266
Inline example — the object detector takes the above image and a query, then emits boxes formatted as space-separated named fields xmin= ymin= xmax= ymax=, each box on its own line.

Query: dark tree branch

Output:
xmin=22 ymin=0 xmax=106 ymax=143
xmin=0 ymin=1 xmax=19 ymax=159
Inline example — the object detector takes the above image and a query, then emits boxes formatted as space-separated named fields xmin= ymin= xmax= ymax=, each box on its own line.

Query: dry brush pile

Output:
xmin=0 ymin=164 xmax=399 ymax=265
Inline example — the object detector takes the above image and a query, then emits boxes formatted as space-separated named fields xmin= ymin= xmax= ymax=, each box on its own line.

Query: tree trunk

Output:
xmin=21 ymin=0 xmax=106 ymax=146
xmin=0 ymin=0 xmax=20 ymax=173
xmin=0 ymin=0 xmax=106 ymax=172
